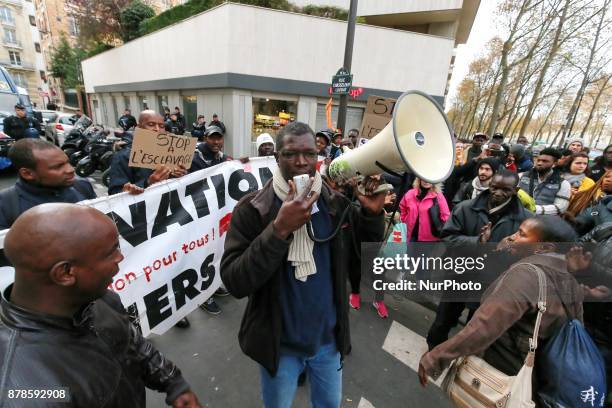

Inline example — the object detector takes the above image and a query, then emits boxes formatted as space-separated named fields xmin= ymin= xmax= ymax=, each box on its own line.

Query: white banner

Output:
xmin=0 ymin=157 xmax=277 ymax=337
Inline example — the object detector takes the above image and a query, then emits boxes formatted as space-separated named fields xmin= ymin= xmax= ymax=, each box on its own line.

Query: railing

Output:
xmin=0 ymin=59 xmax=35 ymax=70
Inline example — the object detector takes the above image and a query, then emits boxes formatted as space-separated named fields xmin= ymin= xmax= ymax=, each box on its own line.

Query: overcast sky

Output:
xmin=446 ymin=0 xmax=498 ymax=104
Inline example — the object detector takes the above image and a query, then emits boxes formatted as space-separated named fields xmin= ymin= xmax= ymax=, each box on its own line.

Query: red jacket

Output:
xmin=399 ymin=189 xmax=450 ymax=242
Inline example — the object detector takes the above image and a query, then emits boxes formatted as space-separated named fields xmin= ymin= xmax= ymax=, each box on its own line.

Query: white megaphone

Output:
xmin=328 ymin=90 xmax=455 ymax=184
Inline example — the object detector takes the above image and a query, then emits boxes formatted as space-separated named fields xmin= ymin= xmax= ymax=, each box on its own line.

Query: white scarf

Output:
xmin=471 ymin=177 xmax=491 ymax=199
xmin=272 ymin=168 xmax=323 ymax=282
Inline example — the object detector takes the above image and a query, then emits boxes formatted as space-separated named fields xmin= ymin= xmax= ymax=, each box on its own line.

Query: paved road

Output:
xmin=144 ymin=284 xmax=458 ymax=408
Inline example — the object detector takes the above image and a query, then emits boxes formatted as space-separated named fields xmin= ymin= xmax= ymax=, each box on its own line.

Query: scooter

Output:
xmin=61 ymin=116 xmax=94 ymax=166
xmin=75 ymin=131 xmax=117 ymax=177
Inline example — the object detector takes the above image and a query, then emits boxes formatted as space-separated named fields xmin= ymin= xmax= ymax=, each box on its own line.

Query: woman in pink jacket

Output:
xmin=400 ymin=178 xmax=451 ymax=242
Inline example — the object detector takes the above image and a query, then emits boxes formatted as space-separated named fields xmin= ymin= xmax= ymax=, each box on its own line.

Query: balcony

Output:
xmin=2 ymin=38 xmax=22 ymax=49
xmin=0 ymin=59 xmax=35 ymax=71
xmin=0 ymin=0 xmax=22 ymax=7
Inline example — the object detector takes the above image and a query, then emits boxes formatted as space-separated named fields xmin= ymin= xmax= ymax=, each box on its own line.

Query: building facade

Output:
xmin=0 ymin=0 xmax=46 ymax=107
xmin=82 ymin=1 xmax=479 ymax=157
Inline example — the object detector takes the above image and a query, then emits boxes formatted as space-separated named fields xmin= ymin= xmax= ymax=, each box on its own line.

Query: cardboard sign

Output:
xmin=359 ymin=95 xmax=397 ymax=139
xmin=129 ymin=128 xmax=197 ymax=170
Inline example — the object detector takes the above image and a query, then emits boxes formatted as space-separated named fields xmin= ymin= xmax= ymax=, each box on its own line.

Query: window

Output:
xmin=315 ymin=104 xmax=364 ymax=134
xmin=34 ymin=42 xmax=41 ymax=52
xmin=9 ymin=51 xmax=21 ymax=66
xmin=4 ymin=28 xmax=17 ymax=44
xmin=12 ymin=72 xmax=26 ymax=87
xmin=39 ymin=70 xmax=46 ymax=81
xmin=0 ymin=7 xmax=14 ymax=25
xmin=59 ymin=116 xmax=73 ymax=125
xmin=252 ymin=98 xmax=297 ymax=140
xmin=68 ymin=17 xmax=79 ymax=36
xmin=138 ymin=96 xmax=148 ymax=111
xmin=182 ymin=95 xmax=197 ymax=128
xmin=29 ymin=15 xmax=36 ymax=26
xmin=123 ymin=96 xmax=130 ymax=111
xmin=158 ymin=95 xmax=168 ymax=117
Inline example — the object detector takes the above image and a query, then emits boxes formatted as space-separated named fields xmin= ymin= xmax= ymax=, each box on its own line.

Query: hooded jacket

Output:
xmin=399 ymin=188 xmax=450 ymax=242
xmin=220 ymin=180 xmax=384 ymax=375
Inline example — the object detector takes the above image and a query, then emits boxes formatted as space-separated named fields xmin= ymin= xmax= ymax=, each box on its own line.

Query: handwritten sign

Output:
xmin=359 ymin=95 xmax=397 ymax=139
xmin=129 ymin=128 xmax=197 ymax=170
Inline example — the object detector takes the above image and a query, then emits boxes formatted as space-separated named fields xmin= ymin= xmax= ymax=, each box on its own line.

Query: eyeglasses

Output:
xmin=279 ymin=150 xmax=318 ymax=160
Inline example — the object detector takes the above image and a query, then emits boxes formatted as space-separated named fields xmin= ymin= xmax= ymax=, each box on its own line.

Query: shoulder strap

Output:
xmin=515 ymin=263 xmax=547 ymax=352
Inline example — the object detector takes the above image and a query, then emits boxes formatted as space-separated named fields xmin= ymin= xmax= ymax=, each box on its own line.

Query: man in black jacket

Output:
xmin=108 ymin=110 xmax=185 ymax=196
xmin=3 ymin=103 xmax=41 ymax=140
xmin=118 ymin=108 xmax=137 ymax=130
xmin=427 ymin=170 xmax=532 ymax=349
xmin=220 ymin=121 xmax=385 ymax=407
xmin=0 ymin=203 xmax=201 ymax=408
xmin=0 ymin=139 xmax=96 ymax=230
xmin=208 ymin=114 xmax=226 ymax=134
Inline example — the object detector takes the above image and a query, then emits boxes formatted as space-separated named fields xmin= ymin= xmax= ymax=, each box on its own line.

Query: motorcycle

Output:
xmin=61 ymin=116 xmax=95 ymax=166
xmin=0 ymin=133 xmax=15 ymax=170
xmin=75 ymin=131 xmax=118 ymax=178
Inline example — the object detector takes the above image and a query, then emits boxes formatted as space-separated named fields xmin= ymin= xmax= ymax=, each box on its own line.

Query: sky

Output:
xmin=446 ymin=0 xmax=498 ymax=104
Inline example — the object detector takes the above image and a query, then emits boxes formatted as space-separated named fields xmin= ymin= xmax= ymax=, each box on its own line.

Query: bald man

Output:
xmin=0 ymin=203 xmax=202 ymax=408
xmin=108 ymin=110 xmax=187 ymax=196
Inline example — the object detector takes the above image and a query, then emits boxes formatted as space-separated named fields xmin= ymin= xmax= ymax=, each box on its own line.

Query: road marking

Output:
xmin=357 ymin=397 xmax=375 ymax=408
xmin=382 ymin=320 xmax=447 ymax=387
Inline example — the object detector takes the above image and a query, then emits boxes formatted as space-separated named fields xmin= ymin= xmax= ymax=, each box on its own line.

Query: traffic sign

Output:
xmin=331 ymin=67 xmax=353 ymax=95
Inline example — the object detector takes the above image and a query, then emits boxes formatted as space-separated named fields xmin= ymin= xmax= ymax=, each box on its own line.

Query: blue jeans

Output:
xmin=260 ymin=343 xmax=342 ymax=408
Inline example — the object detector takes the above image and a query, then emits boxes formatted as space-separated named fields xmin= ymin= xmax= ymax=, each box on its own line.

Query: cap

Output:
xmin=256 ymin=133 xmax=275 ymax=150
xmin=205 ymin=126 xmax=224 ymax=137
xmin=14 ymin=103 xmax=25 ymax=110
xmin=316 ymin=129 xmax=335 ymax=145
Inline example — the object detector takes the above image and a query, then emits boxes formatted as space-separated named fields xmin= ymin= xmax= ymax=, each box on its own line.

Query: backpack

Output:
xmin=536 ymin=286 xmax=607 ymax=407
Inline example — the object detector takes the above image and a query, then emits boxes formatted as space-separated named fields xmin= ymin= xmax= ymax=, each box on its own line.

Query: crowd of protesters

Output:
xmin=1 ymin=104 xmax=612 ymax=408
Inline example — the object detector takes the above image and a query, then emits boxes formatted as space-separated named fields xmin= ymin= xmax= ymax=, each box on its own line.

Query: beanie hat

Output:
xmin=256 ymin=133 xmax=275 ymax=150
xmin=477 ymin=157 xmax=498 ymax=172
xmin=509 ymin=143 xmax=526 ymax=159
xmin=567 ymin=137 xmax=584 ymax=147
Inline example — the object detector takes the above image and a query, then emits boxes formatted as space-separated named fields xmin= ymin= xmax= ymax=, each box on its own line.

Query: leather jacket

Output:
xmin=0 ymin=286 xmax=190 ymax=407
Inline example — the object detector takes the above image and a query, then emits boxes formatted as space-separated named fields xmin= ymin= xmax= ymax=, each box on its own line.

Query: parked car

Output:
xmin=38 ymin=110 xmax=61 ymax=125
xmin=44 ymin=112 xmax=76 ymax=146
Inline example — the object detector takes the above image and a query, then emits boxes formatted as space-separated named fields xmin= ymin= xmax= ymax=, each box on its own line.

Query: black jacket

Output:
xmin=441 ymin=190 xmax=532 ymax=245
xmin=108 ymin=148 xmax=154 ymax=195
xmin=0 ymin=178 xmax=96 ymax=230
xmin=0 ymin=287 xmax=190 ymax=407
xmin=2 ymin=115 xmax=41 ymax=140
xmin=575 ymin=195 xmax=612 ymax=235
xmin=220 ymin=180 xmax=384 ymax=376
xmin=578 ymin=222 xmax=612 ymax=344
xmin=190 ymin=143 xmax=230 ymax=172
xmin=165 ymin=120 xmax=185 ymax=135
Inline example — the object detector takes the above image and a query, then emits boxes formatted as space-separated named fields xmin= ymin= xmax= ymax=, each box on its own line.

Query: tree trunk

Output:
xmin=519 ymin=0 xmax=570 ymax=141
xmin=580 ymin=75 xmax=611 ymax=139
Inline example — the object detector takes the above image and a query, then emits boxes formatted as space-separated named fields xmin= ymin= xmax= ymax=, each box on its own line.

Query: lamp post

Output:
xmin=336 ymin=0 xmax=358 ymax=136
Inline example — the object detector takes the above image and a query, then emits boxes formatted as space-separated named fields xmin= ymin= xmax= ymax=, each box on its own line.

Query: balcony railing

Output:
xmin=0 ymin=59 xmax=35 ymax=70
xmin=3 ymin=38 xmax=22 ymax=48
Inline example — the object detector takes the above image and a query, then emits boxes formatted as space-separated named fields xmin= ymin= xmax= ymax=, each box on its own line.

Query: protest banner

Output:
xmin=129 ymin=128 xmax=198 ymax=170
xmin=0 ymin=157 xmax=277 ymax=337
xmin=359 ymin=95 xmax=397 ymax=139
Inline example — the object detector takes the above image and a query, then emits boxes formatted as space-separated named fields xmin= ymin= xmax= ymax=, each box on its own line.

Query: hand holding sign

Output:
xmin=129 ymin=128 xmax=197 ymax=171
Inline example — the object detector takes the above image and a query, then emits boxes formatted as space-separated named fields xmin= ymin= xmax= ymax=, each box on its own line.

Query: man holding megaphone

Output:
xmin=220 ymin=121 xmax=385 ymax=408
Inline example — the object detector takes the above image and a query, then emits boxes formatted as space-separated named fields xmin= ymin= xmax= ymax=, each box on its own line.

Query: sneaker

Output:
xmin=200 ymin=298 xmax=221 ymax=315
xmin=175 ymin=317 xmax=190 ymax=329
xmin=349 ymin=293 xmax=361 ymax=310
xmin=373 ymin=301 xmax=389 ymax=318
xmin=215 ymin=287 xmax=230 ymax=297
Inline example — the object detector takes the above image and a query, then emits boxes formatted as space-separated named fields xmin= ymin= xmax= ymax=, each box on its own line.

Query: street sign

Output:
xmin=331 ymin=67 xmax=353 ymax=95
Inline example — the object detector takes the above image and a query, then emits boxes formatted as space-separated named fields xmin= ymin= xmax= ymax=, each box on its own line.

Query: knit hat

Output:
xmin=477 ymin=157 xmax=498 ymax=172
xmin=256 ymin=133 xmax=275 ymax=150
xmin=567 ymin=137 xmax=584 ymax=147
xmin=509 ymin=143 xmax=526 ymax=159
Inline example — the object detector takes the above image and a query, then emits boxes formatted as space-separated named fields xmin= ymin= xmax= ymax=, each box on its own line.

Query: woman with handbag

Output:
xmin=418 ymin=216 xmax=584 ymax=407
xmin=399 ymin=178 xmax=450 ymax=242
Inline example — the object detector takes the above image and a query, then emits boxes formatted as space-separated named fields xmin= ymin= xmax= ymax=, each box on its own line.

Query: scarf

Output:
xmin=471 ymin=177 xmax=491 ymax=199
xmin=563 ymin=172 xmax=586 ymax=188
xmin=272 ymin=168 xmax=323 ymax=282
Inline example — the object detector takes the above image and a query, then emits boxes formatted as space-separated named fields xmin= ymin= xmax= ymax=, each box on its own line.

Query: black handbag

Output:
xmin=429 ymin=196 xmax=444 ymax=238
